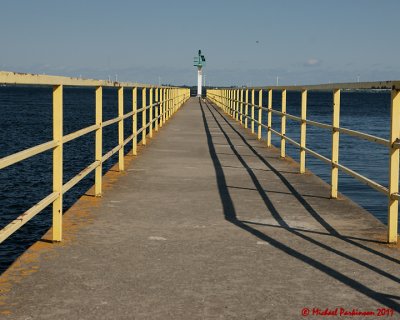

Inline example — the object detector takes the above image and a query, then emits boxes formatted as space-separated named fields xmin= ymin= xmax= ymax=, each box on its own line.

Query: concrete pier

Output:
xmin=1 ymin=97 xmax=399 ymax=319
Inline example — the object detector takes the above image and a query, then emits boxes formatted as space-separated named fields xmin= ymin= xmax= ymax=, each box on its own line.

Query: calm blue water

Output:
xmin=260 ymin=89 xmax=392 ymax=222
xmin=0 ymin=87 xmax=397 ymax=272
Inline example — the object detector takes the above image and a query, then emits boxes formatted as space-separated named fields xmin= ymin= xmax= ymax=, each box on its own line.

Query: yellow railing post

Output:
xmin=245 ymin=89 xmax=249 ymax=128
xmin=155 ymin=88 xmax=159 ymax=132
xmin=171 ymin=89 xmax=175 ymax=117
xmin=227 ymin=90 xmax=230 ymax=114
xmin=225 ymin=90 xmax=228 ymax=113
xmin=388 ymin=89 xmax=400 ymax=243
xmin=234 ymin=90 xmax=237 ymax=117
xmin=237 ymin=89 xmax=240 ymax=120
xmin=231 ymin=90 xmax=234 ymax=116
xmin=224 ymin=90 xmax=227 ymax=113
xmin=118 ymin=87 xmax=124 ymax=171
xmin=167 ymin=89 xmax=171 ymax=120
xmin=164 ymin=88 xmax=167 ymax=124
xmin=163 ymin=88 xmax=166 ymax=126
xmin=177 ymin=89 xmax=180 ymax=111
xmin=174 ymin=89 xmax=177 ymax=113
xmin=160 ymin=88 xmax=164 ymax=127
xmin=331 ymin=89 xmax=341 ymax=198
xmin=149 ymin=88 xmax=153 ymax=138
xmin=177 ymin=89 xmax=180 ymax=112
xmin=52 ymin=84 xmax=63 ymax=242
xmin=225 ymin=90 xmax=230 ymax=114
xmin=267 ymin=89 xmax=272 ymax=147
xmin=166 ymin=89 xmax=169 ymax=120
xmin=227 ymin=89 xmax=229 ymax=113
xmin=170 ymin=89 xmax=172 ymax=118
xmin=240 ymin=89 xmax=244 ymax=124
xmin=237 ymin=90 xmax=240 ymax=121
xmin=95 ymin=86 xmax=103 ymax=196
xmin=228 ymin=90 xmax=232 ymax=116
xmin=224 ymin=90 xmax=226 ymax=112
xmin=142 ymin=88 xmax=147 ymax=145
xmin=235 ymin=90 xmax=238 ymax=121
xmin=223 ymin=90 xmax=227 ymax=113
xmin=300 ymin=90 xmax=307 ymax=173
xmin=222 ymin=90 xmax=225 ymax=112
xmin=171 ymin=89 xmax=174 ymax=116
xmin=163 ymin=88 xmax=167 ymax=124
xmin=235 ymin=90 xmax=238 ymax=120
xmin=258 ymin=89 xmax=262 ymax=140
xmin=281 ymin=89 xmax=287 ymax=158
xmin=132 ymin=87 xmax=137 ymax=155
xmin=251 ymin=89 xmax=255 ymax=133
xmin=231 ymin=89 xmax=235 ymax=119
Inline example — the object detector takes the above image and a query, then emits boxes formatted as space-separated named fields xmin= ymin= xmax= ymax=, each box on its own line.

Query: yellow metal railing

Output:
xmin=207 ymin=82 xmax=400 ymax=243
xmin=0 ymin=71 xmax=190 ymax=244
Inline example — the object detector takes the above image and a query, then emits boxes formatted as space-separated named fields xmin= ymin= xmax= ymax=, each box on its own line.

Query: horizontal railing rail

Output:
xmin=0 ymin=71 xmax=190 ymax=244
xmin=207 ymin=84 xmax=400 ymax=243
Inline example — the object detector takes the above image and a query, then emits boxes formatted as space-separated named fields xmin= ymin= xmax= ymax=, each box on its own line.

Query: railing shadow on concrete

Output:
xmin=205 ymin=98 xmax=399 ymax=261
xmin=207 ymin=83 xmax=400 ymax=244
xmin=199 ymin=98 xmax=400 ymax=312
xmin=0 ymin=71 xmax=190 ymax=272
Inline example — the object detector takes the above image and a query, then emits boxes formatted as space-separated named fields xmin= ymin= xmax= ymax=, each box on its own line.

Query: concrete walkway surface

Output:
xmin=0 ymin=97 xmax=399 ymax=319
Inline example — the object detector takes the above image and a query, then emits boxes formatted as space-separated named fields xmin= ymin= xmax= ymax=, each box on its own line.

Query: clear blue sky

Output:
xmin=1 ymin=0 xmax=399 ymax=86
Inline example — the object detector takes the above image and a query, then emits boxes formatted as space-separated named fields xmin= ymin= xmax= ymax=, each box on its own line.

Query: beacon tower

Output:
xmin=193 ymin=50 xmax=206 ymax=97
